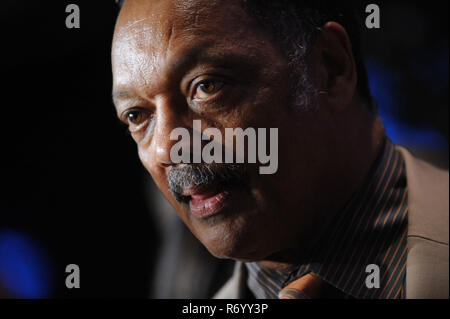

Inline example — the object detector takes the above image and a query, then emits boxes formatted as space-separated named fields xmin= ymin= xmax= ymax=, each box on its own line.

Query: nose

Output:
xmin=152 ymin=96 xmax=190 ymax=168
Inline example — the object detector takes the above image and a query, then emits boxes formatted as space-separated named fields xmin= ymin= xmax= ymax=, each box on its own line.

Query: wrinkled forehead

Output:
xmin=113 ymin=0 xmax=254 ymax=52
xmin=113 ymin=0 xmax=175 ymax=54
xmin=111 ymin=0 xmax=272 ymax=75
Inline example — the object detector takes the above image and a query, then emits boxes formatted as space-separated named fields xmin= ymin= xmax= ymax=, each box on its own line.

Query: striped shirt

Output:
xmin=246 ymin=139 xmax=408 ymax=299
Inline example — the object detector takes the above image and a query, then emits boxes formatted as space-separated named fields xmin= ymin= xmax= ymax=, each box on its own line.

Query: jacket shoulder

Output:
xmin=398 ymin=146 xmax=449 ymax=245
xmin=397 ymin=146 xmax=449 ymax=299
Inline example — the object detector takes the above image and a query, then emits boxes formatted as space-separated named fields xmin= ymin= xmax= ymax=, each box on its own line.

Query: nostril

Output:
xmin=159 ymin=160 xmax=175 ymax=167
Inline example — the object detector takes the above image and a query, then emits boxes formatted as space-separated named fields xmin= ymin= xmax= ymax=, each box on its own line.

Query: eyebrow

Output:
xmin=112 ymin=90 xmax=132 ymax=101
xmin=111 ymin=90 xmax=136 ymax=118
xmin=170 ymin=45 xmax=258 ymax=75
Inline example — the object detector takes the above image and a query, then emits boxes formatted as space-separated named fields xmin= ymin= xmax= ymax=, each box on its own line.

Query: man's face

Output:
xmin=112 ymin=0 xmax=333 ymax=261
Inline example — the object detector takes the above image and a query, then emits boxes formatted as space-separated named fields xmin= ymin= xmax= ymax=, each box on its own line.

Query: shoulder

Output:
xmin=397 ymin=146 xmax=449 ymax=299
xmin=397 ymin=146 xmax=449 ymax=245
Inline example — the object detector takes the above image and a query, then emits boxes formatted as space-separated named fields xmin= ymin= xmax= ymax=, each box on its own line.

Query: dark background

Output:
xmin=0 ymin=1 xmax=448 ymax=298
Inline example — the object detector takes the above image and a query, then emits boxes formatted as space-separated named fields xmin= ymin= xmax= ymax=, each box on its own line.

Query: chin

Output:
xmin=187 ymin=194 xmax=277 ymax=261
xmin=209 ymin=247 xmax=275 ymax=263
xmin=201 ymin=231 xmax=275 ymax=262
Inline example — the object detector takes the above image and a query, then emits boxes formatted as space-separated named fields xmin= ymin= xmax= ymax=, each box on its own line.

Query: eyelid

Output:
xmin=189 ymin=76 xmax=226 ymax=99
xmin=120 ymin=107 xmax=148 ymax=122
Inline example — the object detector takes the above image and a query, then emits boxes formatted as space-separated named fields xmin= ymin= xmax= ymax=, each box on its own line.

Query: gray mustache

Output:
xmin=168 ymin=164 xmax=247 ymax=203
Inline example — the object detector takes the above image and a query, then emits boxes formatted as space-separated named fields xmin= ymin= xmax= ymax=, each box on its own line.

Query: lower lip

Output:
xmin=189 ymin=190 xmax=230 ymax=218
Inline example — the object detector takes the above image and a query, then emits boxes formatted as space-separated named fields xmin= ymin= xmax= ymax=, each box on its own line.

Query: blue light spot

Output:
xmin=0 ymin=230 xmax=51 ymax=298
xmin=366 ymin=60 xmax=448 ymax=151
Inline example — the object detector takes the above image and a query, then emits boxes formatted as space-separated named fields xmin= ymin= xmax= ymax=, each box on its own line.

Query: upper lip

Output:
xmin=180 ymin=184 xmax=220 ymax=198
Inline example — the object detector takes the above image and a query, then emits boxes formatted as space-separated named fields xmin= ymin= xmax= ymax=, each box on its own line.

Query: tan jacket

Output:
xmin=215 ymin=147 xmax=449 ymax=299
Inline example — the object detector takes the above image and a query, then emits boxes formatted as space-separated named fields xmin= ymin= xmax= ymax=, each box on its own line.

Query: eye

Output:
xmin=127 ymin=110 xmax=145 ymax=125
xmin=122 ymin=108 xmax=152 ymax=131
xmin=193 ymin=79 xmax=225 ymax=100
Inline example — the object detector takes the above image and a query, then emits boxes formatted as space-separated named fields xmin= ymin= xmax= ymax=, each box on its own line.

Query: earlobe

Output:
xmin=313 ymin=22 xmax=357 ymax=112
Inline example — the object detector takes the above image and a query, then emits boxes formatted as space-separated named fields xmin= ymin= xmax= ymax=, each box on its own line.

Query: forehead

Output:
xmin=114 ymin=0 xmax=254 ymax=44
xmin=112 ymin=0 xmax=279 ymax=93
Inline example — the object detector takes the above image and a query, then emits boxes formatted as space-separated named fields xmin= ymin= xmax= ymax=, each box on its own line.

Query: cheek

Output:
xmin=137 ymin=145 xmax=166 ymax=188
xmin=137 ymin=144 xmax=180 ymax=211
xmin=138 ymin=142 xmax=157 ymax=170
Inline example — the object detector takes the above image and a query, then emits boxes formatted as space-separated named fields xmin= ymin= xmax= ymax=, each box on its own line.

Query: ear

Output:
xmin=311 ymin=22 xmax=357 ymax=112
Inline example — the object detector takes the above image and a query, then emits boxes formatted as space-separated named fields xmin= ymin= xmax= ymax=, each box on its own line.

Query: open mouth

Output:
xmin=180 ymin=185 xmax=231 ymax=219
xmin=168 ymin=163 xmax=249 ymax=219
